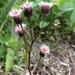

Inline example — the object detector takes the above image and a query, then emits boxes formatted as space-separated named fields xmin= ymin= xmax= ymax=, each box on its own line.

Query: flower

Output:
xmin=22 ymin=1 xmax=33 ymax=17
xmin=40 ymin=1 xmax=53 ymax=15
xmin=15 ymin=24 xmax=26 ymax=37
xmin=9 ymin=9 xmax=23 ymax=24
xmin=40 ymin=44 xmax=50 ymax=55
xmin=53 ymin=19 xmax=60 ymax=26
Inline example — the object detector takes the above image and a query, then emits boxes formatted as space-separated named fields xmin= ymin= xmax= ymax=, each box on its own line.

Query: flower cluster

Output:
xmin=9 ymin=1 xmax=53 ymax=37
xmin=9 ymin=1 xmax=53 ymax=21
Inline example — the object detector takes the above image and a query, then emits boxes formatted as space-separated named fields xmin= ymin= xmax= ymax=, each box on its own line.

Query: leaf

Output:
xmin=0 ymin=44 xmax=7 ymax=58
xmin=5 ymin=48 xmax=15 ymax=73
xmin=39 ymin=21 xmax=50 ymax=28
xmin=71 ymin=10 xmax=75 ymax=23
xmin=59 ymin=0 xmax=67 ymax=6
xmin=0 ymin=32 xmax=11 ymax=44
xmin=9 ymin=38 xmax=20 ymax=52
xmin=59 ymin=0 xmax=75 ymax=12
xmin=0 ymin=0 xmax=18 ymax=29
xmin=33 ymin=1 xmax=40 ymax=8
xmin=24 ymin=50 xmax=29 ymax=68
xmin=0 ymin=34 xmax=6 ymax=44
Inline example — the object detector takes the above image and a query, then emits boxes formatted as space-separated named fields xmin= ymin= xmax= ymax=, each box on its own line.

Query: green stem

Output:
xmin=28 ymin=18 xmax=33 ymax=41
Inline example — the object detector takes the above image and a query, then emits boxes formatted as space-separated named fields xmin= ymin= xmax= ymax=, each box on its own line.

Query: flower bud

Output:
xmin=22 ymin=1 xmax=33 ymax=18
xmin=15 ymin=24 xmax=26 ymax=37
xmin=39 ymin=51 xmax=45 ymax=57
xmin=9 ymin=9 xmax=23 ymax=24
xmin=40 ymin=2 xmax=53 ymax=15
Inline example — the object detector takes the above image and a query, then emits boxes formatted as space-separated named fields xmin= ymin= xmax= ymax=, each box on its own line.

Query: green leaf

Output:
xmin=39 ymin=21 xmax=50 ymax=28
xmin=59 ymin=0 xmax=75 ymax=12
xmin=5 ymin=48 xmax=15 ymax=73
xmin=71 ymin=10 xmax=75 ymax=23
xmin=59 ymin=0 xmax=67 ymax=6
xmin=0 ymin=44 xmax=7 ymax=58
xmin=33 ymin=1 xmax=40 ymax=8
xmin=24 ymin=50 xmax=29 ymax=68
xmin=0 ymin=34 xmax=6 ymax=44
xmin=0 ymin=0 xmax=18 ymax=29
xmin=0 ymin=32 xmax=11 ymax=44
xmin=9 ymin=38 xmax=20 ymax=52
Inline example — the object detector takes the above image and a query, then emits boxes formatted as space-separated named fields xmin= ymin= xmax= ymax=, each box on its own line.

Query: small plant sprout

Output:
xmin=15 ymin=24 xmax=26 ymax=37
xmin=9 ymin=9 xmax=23 ymax=24
xmin=40 ymin=1 xmax=54 ymax=15
xmin=40 ymin=44 xmax=50 ymax=57
xmin=22 ymin=1 xmax=33 ymax=18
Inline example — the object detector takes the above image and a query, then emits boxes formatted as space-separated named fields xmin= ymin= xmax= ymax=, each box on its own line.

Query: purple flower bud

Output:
xmin=40 ymin=2 xmax=53 ymax=15
xmin=9 ymin=9 xmax=23 ymax=24
xmin=22 ymin=1 xmax=33 ymax=18
xmin=15 ymin=24 xmax=26 ymax=37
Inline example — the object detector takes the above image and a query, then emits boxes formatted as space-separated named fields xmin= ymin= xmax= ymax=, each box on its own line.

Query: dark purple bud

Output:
xmin=40 ymin=2 xmax=53 ymax=15
xmin=22 ymin=1 xmax=33 ymax=18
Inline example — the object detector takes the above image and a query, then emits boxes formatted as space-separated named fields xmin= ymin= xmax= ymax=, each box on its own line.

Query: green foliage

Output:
xmin=59 ymin=0 xmax=75 ymax=12
xmin=5 ymin=48 xmax=15 ymax=73
xmin=0 ymin=33 xmax=10 ymax=44
xmin=59 ymin=0 xmax=67 ymax=6
xmin=39 ymin=21 xmax=50 ymax=28
xmin=59 ymin=0 xmax=75 ymax=23
xmin=0 ymin=44 xmax=7 ymax=59
xmin=8 ymin=38 xmax=20 ymax=52
xmin=0 ymin=0 xmax=18 ymax=29
xmin=71 ymin=10 xmax=75 ymax=23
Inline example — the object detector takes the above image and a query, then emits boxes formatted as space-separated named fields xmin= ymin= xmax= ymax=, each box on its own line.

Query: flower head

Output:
xmin=40 ymin=44 xmax=50 ymax=55
xmin=22 ymin=1 xmax=33 ymax=17
xmin=40 ymin=2 xmax=53 ymax=15
xmin=9 ymin=9 xmax=23 ymax=24
xmin=15 ymin=24 xmax=26 ymax=37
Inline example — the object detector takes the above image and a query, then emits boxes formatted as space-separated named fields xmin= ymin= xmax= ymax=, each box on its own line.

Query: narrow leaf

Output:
xmin=5 ymin=48 xmax=15 ymax=73
xmin=71 ymin=10 xmax=75 ymax=23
